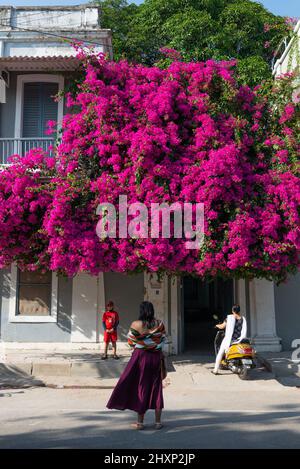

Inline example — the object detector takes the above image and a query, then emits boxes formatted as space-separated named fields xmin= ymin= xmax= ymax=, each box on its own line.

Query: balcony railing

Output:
xmin=0 ymin=138 xmax=54 ymax=165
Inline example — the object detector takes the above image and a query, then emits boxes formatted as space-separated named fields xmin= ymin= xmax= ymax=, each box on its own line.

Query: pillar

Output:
xmin=144 ymin=272 xmax=173 ymax=354
xmin=249 ymin=278 xmax=282 ymax=352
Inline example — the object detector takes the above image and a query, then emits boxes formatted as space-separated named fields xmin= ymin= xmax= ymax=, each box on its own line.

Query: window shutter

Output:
xmin=41 ymin=82 xmax=59 ymax=136
xmin=22 ymin=82 xmax=59 ymax=138
xmin=22 ymin=83 xmax=40 ymax=138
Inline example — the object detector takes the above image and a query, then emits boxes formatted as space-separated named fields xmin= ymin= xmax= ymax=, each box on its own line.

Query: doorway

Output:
xmin=183 ymin=277 xmax=234 ymax=353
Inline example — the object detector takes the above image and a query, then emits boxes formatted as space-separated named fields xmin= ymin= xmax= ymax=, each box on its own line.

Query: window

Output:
xmin=15 ymin=74 xmax=64 ymax=140
xmin=9 ymin=265 xmax=58 ymax=323
xmin=17 ymin=270 xmax=52 ymax=316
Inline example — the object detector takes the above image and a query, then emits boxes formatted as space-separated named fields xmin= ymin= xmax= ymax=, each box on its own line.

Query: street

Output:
xmin=1 ymin=356 xmax=300 ymax=449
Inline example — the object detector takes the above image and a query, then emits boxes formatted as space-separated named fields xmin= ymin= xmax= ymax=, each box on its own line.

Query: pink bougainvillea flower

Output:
xmin=0 ymin=50 xmax=298 ymax=283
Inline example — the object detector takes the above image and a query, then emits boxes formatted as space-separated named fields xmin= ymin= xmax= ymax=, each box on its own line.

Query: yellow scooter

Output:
xmin=214 ymin=329 xmax=256 ymax=380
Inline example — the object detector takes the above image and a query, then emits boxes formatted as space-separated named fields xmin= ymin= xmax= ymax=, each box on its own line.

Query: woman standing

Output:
xmin=107 ymin=301 xmax=166 ymax=430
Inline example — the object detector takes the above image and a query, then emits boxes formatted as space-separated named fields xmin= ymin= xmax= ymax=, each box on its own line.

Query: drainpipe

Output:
xmin=245 ymin=279 xmax=251 ymax=337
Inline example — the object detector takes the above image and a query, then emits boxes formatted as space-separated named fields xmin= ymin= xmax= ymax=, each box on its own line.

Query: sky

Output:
xmin=0 ymin=0 xmax=299 ymax=18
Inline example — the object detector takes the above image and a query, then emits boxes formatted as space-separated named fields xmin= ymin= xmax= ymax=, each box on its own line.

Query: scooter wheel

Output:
xmin=238 ymin=367 xmax=249 ymax=380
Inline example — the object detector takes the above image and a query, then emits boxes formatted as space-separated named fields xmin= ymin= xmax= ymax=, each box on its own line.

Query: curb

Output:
xmin=3 ymin=357 xmax=130 ymax=378
xmin=256 ymin=353 xmax=273 ymax=373
xmin=1 ymin=359 xmax=128 ymax=389
xmin=256 ymin=353 xmax=300 ymax=378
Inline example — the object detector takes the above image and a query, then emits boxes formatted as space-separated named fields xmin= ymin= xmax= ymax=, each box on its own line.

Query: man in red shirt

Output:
xmin=102 ymin=301 xmax=120 ymax=360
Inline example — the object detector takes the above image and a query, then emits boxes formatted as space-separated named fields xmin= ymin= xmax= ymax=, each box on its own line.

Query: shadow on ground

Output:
xmin=169 ymin=355 xmax=275 ymax=382
xmin=276 ymin=376 xmax=300 ymax=387
xmin=1 ymin=404 xmax=300 ymax=449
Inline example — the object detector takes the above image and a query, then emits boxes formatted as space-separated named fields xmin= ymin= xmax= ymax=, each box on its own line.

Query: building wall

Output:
xmin=1 ymin=266 xmax=299 ymax=352
xmin=103 ymin=272 xmax=144 ymax=341
xmin=0 ymin=6 xmax=110 ymax=59
xmin=0 ymin=269 xmax=144 ymax=343
xmin=71 ymin=273 xmax=99 ymax=343
xmin=0 ymin=6 xmax=100 ymax=32
xmin=275 ymin=272 xmax=300 ymax=351
xmin=0 ymin=71 xmax=17 ymax=138
xmin=0 ymin=268 xmax=72 ymax=342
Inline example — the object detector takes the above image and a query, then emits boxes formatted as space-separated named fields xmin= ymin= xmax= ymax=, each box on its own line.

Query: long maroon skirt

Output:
xmin=107 ymin=348 xmax=164 ymax=414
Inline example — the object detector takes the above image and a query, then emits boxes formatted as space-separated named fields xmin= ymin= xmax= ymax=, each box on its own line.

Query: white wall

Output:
xmin=104 ymin=272 xmax=144 ymax=341
xmin=71 ymin=273 xmax=99 ymax=343
xmin=275 ymin=272 xmax=300 ymax=350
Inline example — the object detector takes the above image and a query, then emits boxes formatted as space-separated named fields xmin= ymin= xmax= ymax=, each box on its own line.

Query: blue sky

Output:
xmin=1 ymin=0 xmax=299 ymax=18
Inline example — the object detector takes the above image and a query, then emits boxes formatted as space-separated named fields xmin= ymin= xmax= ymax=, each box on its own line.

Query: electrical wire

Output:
xmin=0 ymin=9 xmax=90 ymax=28
xmin=0 ymin=22 xmax=113 ymax=51
xmin=0 ymin=3 xmax=104 ymax=24
xmin=0 ymin=5 xmax=111 ymax=50
xmin=1 ymin=9 xmax=76 ymax=24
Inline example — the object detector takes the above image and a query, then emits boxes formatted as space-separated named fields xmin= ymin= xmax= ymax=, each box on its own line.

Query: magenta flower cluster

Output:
xmin=0 ymin=52 xmax=299 ymax=282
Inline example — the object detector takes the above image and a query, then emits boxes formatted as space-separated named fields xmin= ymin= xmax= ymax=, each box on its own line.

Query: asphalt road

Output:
xmin=1 ymin=357 xmax=300 ymax=449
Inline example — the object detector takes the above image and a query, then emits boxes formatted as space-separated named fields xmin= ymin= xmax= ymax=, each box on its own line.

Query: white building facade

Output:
xmin=0 ymin=7 xmax=299 ymax=356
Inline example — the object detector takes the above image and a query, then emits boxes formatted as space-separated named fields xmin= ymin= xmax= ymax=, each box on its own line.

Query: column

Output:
xmin=235 ymin=279 xmax=247 ymax=313
xmin=144 ymin=272 xmax=173 ymax=354
xmin=170 ymin=276 xmax=180 ymax=355
xmin=249 ymin=278 xmax=282 ymax=352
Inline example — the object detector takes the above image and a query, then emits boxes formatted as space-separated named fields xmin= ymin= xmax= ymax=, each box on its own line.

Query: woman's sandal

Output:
xmin=155 ymin=422 xmax=163 ymax=430
xmin=131 ymin=422 xmax=144 ymax=430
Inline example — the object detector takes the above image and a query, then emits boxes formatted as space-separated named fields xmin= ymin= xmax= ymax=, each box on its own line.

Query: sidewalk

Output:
xmin=2 ymin=346 xmax=300 ymax=389
xmin=0 ymin=347 xmax=272 ymax=390
xmin=1 ymin=347 xmax=132 ymax=385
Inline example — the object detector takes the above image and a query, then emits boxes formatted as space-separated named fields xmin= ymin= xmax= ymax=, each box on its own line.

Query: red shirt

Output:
xmin=102 ymin=310 xmax=119 ymax=330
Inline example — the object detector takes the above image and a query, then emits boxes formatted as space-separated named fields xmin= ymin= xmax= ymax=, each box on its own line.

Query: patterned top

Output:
xmin=127 ymin=321 xmax=166 ymax=351
xmin=231 ymin=318 xmax=244 ymax=342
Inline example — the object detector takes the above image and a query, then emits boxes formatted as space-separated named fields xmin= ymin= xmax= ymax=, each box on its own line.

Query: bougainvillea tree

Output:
xmin=0 ymin=50 xmax=299 ymax=282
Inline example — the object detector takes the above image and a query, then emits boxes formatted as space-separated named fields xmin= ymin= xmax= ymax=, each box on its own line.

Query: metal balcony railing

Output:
xmin=0 ymin=138 xmax=54 ymax=165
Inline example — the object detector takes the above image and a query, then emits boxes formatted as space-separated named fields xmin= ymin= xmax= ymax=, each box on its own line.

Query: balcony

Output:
xmin=272 ymin=20 xmax=300 ymax=77
xmin=0 ymin=137 xmax=54 ymax=165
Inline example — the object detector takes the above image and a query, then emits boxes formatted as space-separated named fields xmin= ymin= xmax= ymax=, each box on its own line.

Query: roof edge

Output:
xmin=0 ymin=4 xmax=97 ymax=11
